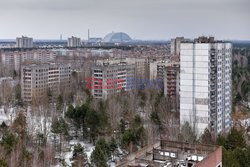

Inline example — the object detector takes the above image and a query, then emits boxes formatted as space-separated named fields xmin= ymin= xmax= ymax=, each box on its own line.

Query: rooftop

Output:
xmin=117 ymin=140 xmax=222 ymax=167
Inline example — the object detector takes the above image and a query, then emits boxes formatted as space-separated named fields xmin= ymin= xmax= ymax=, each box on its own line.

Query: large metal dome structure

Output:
xmin=102 ymin=32 xmax=132 ymax=43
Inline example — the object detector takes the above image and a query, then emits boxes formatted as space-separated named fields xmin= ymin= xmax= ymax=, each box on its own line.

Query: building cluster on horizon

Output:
xmin=65 ymin=32 xmax=133 ymax=47
xmin=86 ymin=31 xmax=132 ymax=44
xmin=0 ymin=32 xmax=134 ymax=49
xmin=67 ymin=36 xmax=81 ymax=47
xmin=16 ymin=36 xmax=33 ymax=48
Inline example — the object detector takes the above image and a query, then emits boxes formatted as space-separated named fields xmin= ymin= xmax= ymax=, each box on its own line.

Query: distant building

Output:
xmin=97 ymin=57 xmax=147 ymax=78
xmin=151 ymin=61 xmax=180 ymax=111
xmin=16 ymin=36 xmax=33 ymax=48
xmin=163 ymin=62 xmax=180 ymax=111
xmin=149 ymin=60 xmax=160 ymax=80
xmin=21 ymin=63 xmax=71 ymax=103
xmin=144 ymin=57 xmax=163 ymax=80
xmin=0 ymin=50 xmax=57 ymax=75
xmin=180 ymin=37 xmax=232 ymax=135
xmin=87 ymin=38 xmax=102 ymax=43
xmin=102 ymin=32 xmax=132 ymax=43
xmin=0 ymin=52 xmax=15 ymax=74
xmin=156 ymin=61 xmax=170 ymax=80
xmin=170 ymin=37 xmax=190 ymax=56
xmin=67 ymin=36 xmax=81 ymax=47
xmin=0 ymin=77 xmax=16 ymax=103
xmin=121 ymin=57 xmax=147 ymax=78
xmin=91 ymin=61 xmax=135 ymax=100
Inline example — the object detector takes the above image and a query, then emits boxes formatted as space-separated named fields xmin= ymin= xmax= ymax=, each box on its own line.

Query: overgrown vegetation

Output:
xmin=217 ymin=127 xmax=250 ymax=167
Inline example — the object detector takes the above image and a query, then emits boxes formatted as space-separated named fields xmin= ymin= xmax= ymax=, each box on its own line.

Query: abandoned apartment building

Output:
xmin=117 ymin=140 xmax=222 ymax=167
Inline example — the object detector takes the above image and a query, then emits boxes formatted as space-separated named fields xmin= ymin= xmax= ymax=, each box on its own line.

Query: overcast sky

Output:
xmin=0 ymin=0 xmax=249 ymax=40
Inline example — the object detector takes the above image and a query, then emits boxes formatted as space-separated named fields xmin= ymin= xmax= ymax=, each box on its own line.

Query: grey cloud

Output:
xmin=0 ymin=0 xmax=249 ymax=40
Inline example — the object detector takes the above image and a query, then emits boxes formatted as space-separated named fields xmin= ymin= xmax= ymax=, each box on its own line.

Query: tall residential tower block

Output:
xmin=180 ymin=37 xmax=232 ymax=135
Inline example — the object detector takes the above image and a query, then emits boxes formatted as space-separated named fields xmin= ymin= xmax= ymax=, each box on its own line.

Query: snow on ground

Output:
xmin=0 ymin=106 xmax=17 ymax=125
xmin=0 ymin=106 xmax=96 ymax=167
xmin=26 ymin=109 xmax=52 ymax=138
xmin=0 ymin=106 xmax=52 ymax=137
xmin=54 ymin=140 xmax=95 ymax=167
xmin=69 ymin=140 xmax=95 ymax=163
xmin=0 ymin=106 xmax=128 ymax=167
xmin=108 ymin=147 xmax=127 ymax=167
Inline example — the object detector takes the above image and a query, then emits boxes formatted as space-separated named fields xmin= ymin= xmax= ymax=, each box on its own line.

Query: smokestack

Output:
xmin=88 ymin=29 xmax=90 ymax=40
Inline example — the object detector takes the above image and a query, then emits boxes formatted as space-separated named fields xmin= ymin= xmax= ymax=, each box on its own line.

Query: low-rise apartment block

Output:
xmin=21 ymin=63 xmax=71 ymax=103
xmin=0 ymin=50 xmax=57 ymax=75
xmin=91 ymin=61 xmax=135 ymax=100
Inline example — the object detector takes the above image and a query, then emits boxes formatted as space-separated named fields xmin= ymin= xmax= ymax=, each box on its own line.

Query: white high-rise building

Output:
xmin=16 ymin=36 xmax=33 ymax=48
xmin=180 ymin=37 xmax=232 ymax=135
xmin=67 ymin=36 xmax=81 ymax=47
